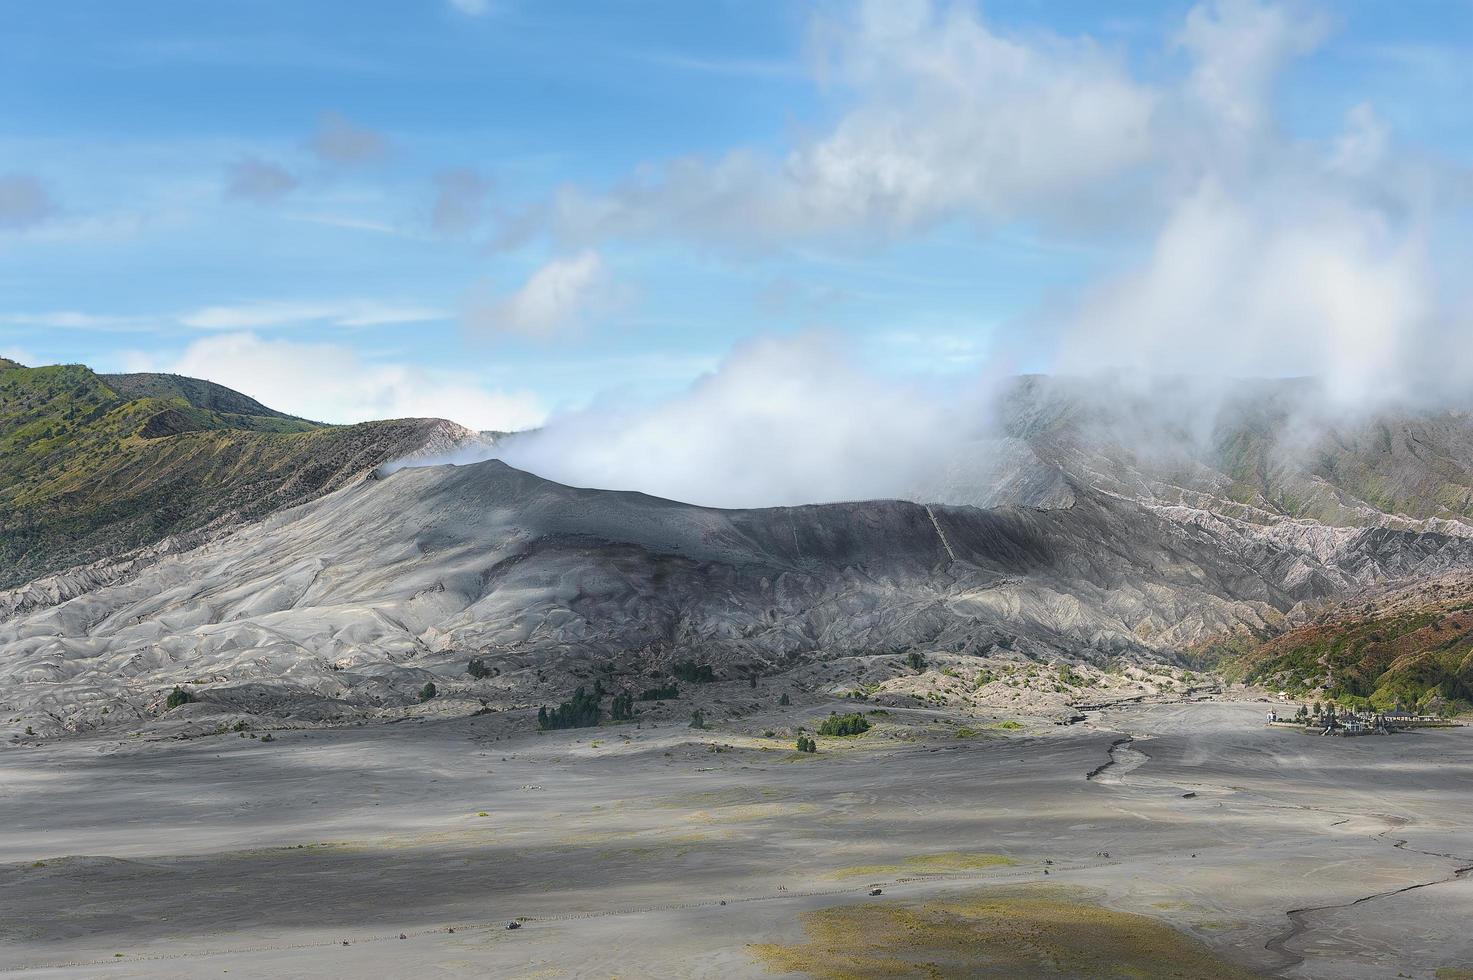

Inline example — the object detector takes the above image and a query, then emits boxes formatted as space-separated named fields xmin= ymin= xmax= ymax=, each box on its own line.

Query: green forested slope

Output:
xmin=0 ymin=359 xmax=457 ymax=588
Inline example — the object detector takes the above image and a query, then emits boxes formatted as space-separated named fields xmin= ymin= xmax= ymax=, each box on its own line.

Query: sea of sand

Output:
xmin=2 ymin=701 xmax=1470 ymax=978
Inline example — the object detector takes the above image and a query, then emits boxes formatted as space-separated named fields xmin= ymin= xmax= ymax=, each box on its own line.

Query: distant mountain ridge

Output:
xmin=921 ymin=374 xmax=1473 ymax=533
xmin=102 ymin=371 xmax=315 ymax=426
xmin=0 ymin=359 xmax=482 ymax=589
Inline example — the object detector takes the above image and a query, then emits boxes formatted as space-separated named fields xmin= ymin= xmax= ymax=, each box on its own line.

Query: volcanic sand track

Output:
xmin=1 ymin=702 xmax=1472 ymax=977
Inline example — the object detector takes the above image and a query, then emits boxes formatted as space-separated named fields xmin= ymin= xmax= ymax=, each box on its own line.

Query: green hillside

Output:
xmin=1223 ymin=577 xmax=1473 ymax=714
xmin=102 ymin=371 xmax=317 ymax=431
xmin=0 ymin=359 xmax=455 ymax=588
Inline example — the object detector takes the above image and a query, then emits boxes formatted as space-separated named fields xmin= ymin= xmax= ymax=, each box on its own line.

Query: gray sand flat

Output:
xmin=2 ymin=701 xmax=1471 ymax=978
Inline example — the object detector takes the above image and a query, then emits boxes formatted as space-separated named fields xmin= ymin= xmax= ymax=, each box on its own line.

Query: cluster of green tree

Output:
xmin=904 ymin=651 xmax=927 ymax=671
xmin=638 ymin=682 xmax=679 ymax=701
xmin=466 ymin=658 xmax=493 ymax=679
xmin=818 ymin=712 xmax=871 ymax=736
xmin=538 ymin=686 xmax=602 ymax=730
xmin=671 ymin=660 xmax=716 ymax=683
xmin=795 ymin=735 xmax=817 ymax=753
xmin=164 ymin=686 xmax=194 ymax=710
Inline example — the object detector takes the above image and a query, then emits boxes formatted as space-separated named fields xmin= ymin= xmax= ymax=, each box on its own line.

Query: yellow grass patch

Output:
xmin=827 ymin=852 xmax=1017 ymax=879
xmin=749 ymin=886 xmax=1257 ymax=979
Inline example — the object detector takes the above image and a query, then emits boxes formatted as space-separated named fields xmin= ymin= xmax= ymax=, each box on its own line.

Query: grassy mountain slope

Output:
xmin=102 ymin=371 xmax=317 ymax=432
xmin=0 ymin=360 xmax=470 ymax=588
xmin=1222 ymin=575 xmax=1473 ymax=713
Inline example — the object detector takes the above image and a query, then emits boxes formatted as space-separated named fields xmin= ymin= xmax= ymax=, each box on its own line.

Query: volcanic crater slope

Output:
xmin=6 ymin=456 xmax=1473 ymax=734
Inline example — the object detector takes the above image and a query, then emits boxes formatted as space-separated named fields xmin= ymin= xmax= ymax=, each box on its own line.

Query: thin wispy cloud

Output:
xmin=447 ymin=0 xmax=493 ymax=16
xmin=1 ymin=302 xmax=447 ymax=333
xmin=224 ymin=156 xmax=298 ymax=203
xmin=430 ymin=169 xmax=491 ymax=236
xmin=308 ymin=111 xmax=389 ymax=166
xmin=0 ymin=311 xmax=153 ymax=332
xmin=180 ymin=300 xmax=449 ymax=330
xmin=0 ymin=174 xmax=56 ymax=230
xmin=467 ymin=251 xmax=619 ymax=338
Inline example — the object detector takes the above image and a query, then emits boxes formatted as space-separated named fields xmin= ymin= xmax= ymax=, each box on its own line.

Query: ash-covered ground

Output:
xmin=2 ymin=700 xmax=1470 ymax=978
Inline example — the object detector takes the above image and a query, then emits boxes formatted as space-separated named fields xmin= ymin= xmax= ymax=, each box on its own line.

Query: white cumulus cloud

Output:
xmin=468 ymin=251 xmax=617 ymax=338
xmin=129 ymin=332 xmax=545 ymax=432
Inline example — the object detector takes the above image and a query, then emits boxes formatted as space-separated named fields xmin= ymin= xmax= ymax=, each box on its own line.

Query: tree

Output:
xmin=467 ymin=658 xmax=491 ymax=679
xmin=749 ymin=675 xmax=758 ymax=689
xmin=639 ymin=683 xmax=679 ymax=701
xmin=689 ymin=709 xmax=706 ymax=729
xmin=796 ymin=735 xmax=816 ymax=753
xmin=420 ymin=682 xmax=438 ymax=701
xmin=905 ymin=652 xmax=927 ymax=672
xmin=779 ymin=693 xmax=791 ymax=707
xmin=610 ymin=690 xmax=634 ymax=721
xmin=165 ymin=686 xmax=194 ymax=711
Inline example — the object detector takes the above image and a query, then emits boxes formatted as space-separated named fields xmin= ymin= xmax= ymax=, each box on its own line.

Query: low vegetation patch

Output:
xmin=818 ymin=712 xmax=871 ymax=737
xmin=749 ymin=886 xmax=1258 ymax=979
xmin=828 ymin=852 xmax=1016 ymax=879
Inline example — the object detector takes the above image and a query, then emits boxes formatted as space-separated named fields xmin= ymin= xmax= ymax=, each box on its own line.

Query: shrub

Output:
xmin=420 ymin=682 xmax=438 ymax=702
xmin=689 ymin=709 xmax=706 ymax=729
xmin=796 ymin=735 xmax=816 ymax=753
xmin=817 ymin=712 xmax=871 ymax=737
xmin=672 ymin=660 xmax=716 ymax=683
xmin=164 ymin=686 xmax=194 ymax=711
xmin=467 ymin=658 xmax=491 ymax=679
xmin=639 ymin=683 xmax=679 ymax=701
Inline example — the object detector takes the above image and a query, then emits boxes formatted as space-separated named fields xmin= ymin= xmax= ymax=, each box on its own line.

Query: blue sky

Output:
xmin=1 ymin=0 xmax=1471 ymax=436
